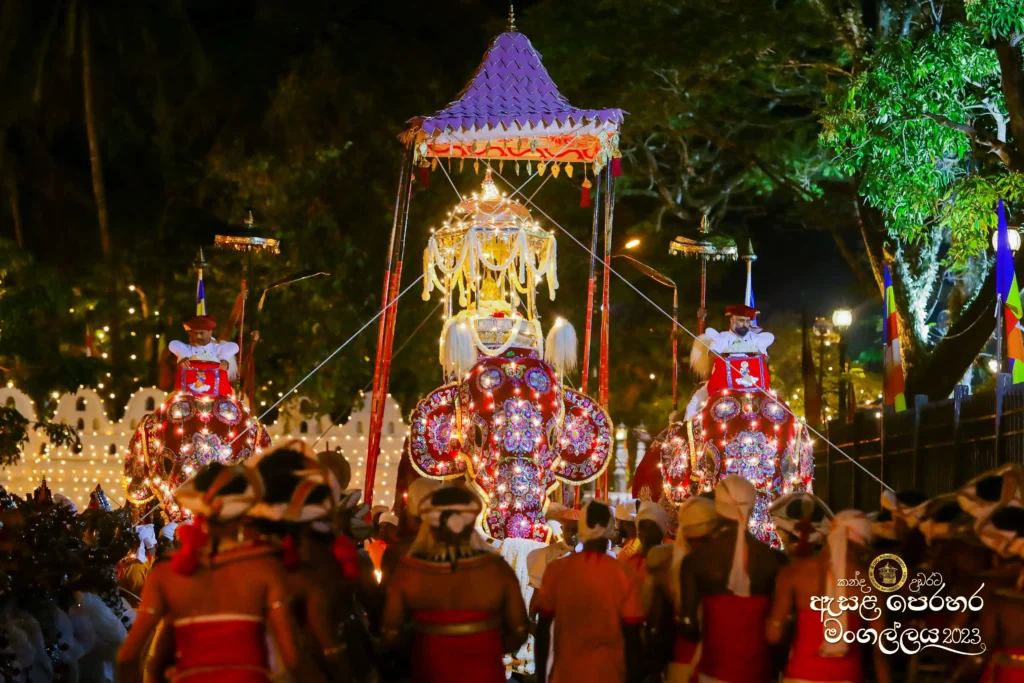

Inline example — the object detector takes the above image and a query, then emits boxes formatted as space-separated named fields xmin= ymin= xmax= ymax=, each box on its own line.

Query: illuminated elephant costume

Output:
xmin=123 ymin=359 xmax=271 ymax=521
xmin=406 ymin=171 xmax=611 ymax=541
xmin=634 ymin=307 xmax=814 ymax=546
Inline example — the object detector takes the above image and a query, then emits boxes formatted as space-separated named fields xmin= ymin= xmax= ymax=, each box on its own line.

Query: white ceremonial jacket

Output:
xmin=167 ymin=340 xmax=239 ymax=381
xmin=703 ymin=328 xmax=775 ymax=356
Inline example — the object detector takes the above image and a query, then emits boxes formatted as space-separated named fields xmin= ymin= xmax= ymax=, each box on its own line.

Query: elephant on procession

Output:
xmin=404 ymin=344 xmax=613 ymax=543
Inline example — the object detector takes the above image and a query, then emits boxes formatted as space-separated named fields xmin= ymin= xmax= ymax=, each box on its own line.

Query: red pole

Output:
xmin=672 ymin=286 xmax=679 ymax=411
xmin=581 ymin=175 xmax=601 ymax=396
xmin=366 ymin=152 xmax=413 ymax=505
xmin=598 ymin=169 xmax=615 ymax=500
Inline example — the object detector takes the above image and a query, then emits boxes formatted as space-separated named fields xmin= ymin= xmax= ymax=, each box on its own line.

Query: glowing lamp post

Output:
xmin=832 ymin=308 xmax=853 ymax=423
xmin=992 ymin=226 xmax=1022 ymax=253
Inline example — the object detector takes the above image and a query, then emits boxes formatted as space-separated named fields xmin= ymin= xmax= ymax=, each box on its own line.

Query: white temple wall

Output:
xmin=0 ymin=386 xmax=403 ymax=512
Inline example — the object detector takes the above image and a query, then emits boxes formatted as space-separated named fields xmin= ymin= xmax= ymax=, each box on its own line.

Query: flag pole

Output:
xmin=997 ymin=293 xmax=1004 ymax=375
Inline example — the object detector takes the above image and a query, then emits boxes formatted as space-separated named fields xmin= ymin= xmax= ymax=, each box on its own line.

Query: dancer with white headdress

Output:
xmin=767 ymin=510 xmax=892 ymax=683
xmin=678 ymin=476 xmax=786 ymax=683
xmin=116 ymin=463 xmax=308 ymax=683
xmin=381 ymin=485 xmax=528 ymax=683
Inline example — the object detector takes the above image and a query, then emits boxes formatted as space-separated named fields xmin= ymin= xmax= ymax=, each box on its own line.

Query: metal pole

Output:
xmin=838 ymin=338 xmax=847 ymax=423
xmin=997 ymin=293 xmax=1004 ymax=374
xmin=672 ymin=285 xmax=679 ymax=411
xmin=581 ymin=174 xmax=601 ymax=396
xmin=817 ymin=336 xmax=825 ymax=419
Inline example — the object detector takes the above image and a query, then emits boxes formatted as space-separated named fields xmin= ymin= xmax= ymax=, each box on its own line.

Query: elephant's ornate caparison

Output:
xmin=406 ymin=170 xmax=612 ymax=541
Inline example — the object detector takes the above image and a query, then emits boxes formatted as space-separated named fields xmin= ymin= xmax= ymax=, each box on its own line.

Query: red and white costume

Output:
xmin=171 ymin=615 xmax=271 ymax=682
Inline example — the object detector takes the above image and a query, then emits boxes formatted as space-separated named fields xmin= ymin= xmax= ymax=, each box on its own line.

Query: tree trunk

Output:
xmin=995 ymin=36 xmax=1024 ymax=162
xmin=81 ymin=10 xmax=111 ymax=258
xmin=6 ymin=179 xmax=23 ymax=247
xmin=903 ymin=249 xmax=1019 ymax=399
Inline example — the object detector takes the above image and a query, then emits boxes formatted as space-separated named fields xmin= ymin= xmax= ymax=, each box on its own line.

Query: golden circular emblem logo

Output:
xmin=869 ymin=553 xmax=908 ymax=592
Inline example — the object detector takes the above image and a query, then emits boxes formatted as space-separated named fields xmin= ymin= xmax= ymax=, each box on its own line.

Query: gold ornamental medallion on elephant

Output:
xmin=407 ymin=170 xmax=612 ymax=542
xmin=123 ymin=360 xmax=271 ymax=520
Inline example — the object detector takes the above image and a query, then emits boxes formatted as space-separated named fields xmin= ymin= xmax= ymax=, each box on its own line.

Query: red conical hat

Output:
xmin=183 ymin=315 xmax=217 ymax=331
xmin=725 ymin=304 xmax=758 ymax=318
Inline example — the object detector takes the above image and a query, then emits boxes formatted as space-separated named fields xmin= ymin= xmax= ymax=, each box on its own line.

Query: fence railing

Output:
xmin=814 ymin=375 xmax=1024 ymax=511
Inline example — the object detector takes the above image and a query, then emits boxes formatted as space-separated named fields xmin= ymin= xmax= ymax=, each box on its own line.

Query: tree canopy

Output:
xmin=2 ymin=0 xmax=1021 ymax=466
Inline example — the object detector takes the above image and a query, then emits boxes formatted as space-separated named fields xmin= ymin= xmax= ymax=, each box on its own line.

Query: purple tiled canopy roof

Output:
xmin=406 ymin=31 xmax=624 ymax=137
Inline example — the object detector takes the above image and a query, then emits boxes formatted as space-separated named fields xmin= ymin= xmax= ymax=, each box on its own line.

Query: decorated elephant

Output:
xmin=123 ymin=360 xmax=271 ymax=521
xmin=634 ymin=306 xmax=814 ymax=546
xmin=407 ymin=346 xmax=611 ymax=542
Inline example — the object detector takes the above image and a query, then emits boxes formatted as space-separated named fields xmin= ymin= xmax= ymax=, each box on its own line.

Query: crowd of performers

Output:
xmin=4 ymin=446 xmax=1024 ymax=681
xmin=4 ymin=310 xmax=1024 ymax=682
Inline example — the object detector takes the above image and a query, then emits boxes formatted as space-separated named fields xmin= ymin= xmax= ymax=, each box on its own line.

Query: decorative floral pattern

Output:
xmin=498 ymin=398 xmax=544 ymax=455
xmin=188 ymin=432 xmax=233 ymax=465
xmin=477 ymin=367 xmax=504 ymax=392
xmin=167 ymin=400 xmax=193 ymax=422
xmin=761 ymin=399 xmax=788 ymax=424
xmin=526 ymin=367 xmax=551 ymax=394
xmin=215 ymin=399 xmax=241 ymax=424
xmin=553 ymin=389 xmax=612 ymax=484
xmin=723 ymin=431 xmax=777 ymax=493
xmin=408 ymin=385 xmax=467 ymax=479
xmin=711 ymin=397 xmax=740 ymax=422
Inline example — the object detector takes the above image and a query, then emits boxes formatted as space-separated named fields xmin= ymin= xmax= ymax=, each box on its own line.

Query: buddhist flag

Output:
xmin=196 ymin=268 xmax=207 ymax=316
xmin=996 ymin=199 xmax=1024 ymax=383
xmin=745 ymin=261 xmax=757 ymax=327
xmin=883 ymin=265 xmax=907 ymax=412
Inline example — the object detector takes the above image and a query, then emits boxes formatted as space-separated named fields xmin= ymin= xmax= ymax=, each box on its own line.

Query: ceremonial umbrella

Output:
xmin=369 ymin=8 xmax=626 ymax=504
xmin=668 ymin=216 xmax=738 ymax=334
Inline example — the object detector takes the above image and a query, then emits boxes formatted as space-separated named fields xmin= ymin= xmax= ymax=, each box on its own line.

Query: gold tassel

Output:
xmin=499 ymin=160 xmax=504 ymax=174
xmin=566 ymin=163 xmax=574 ymax=178
xmin=459 ymin=158 xmax=465 ymax=173
xmin=527 ymin=161 xmax=532 ymax=175
xmin=552 ymin=162 xmax=561 ymax=178
xmin=474 ymin=160 xmax=480 ymax=175
xmin=516 ymin=160 xmax=521 ymax=175
xmin=431 ymin=158 xmax=438 ymax=170
xmin=538 ymin=161 xmax=546 ymax=176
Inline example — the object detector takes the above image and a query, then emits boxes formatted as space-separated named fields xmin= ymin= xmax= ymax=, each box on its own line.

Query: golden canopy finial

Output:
xmin=508 ymin=4 xmax=516 ymax=31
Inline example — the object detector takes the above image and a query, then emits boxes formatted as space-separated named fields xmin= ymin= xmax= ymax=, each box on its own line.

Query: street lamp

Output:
xmin=992 ymin=226 xmax=1022 ymax=253
xmin=831 ymin=309 xmax=852 ymax=331
xmin=615 ymin=423 xmax=628 ymax=442
xmin=832 ymin=308 xmax=853 ymax=423
xmin=612 ymin=253 xmax=680 ymax=410
xmin=624 ymin=238 xmax=641 ymax=250
xmin=812 ymin=317 xmax=834 ymax=423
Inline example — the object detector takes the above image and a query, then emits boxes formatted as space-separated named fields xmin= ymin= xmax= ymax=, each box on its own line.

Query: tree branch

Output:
xmin=923 ymin=112 xmax=1016 ymax=168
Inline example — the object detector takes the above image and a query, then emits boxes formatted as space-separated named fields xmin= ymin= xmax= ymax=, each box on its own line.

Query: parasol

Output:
xmin=669 ymin=215 xmax=738 ymax=333
xmin=213 ymin=211 xmax=281 ymax=407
